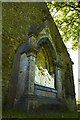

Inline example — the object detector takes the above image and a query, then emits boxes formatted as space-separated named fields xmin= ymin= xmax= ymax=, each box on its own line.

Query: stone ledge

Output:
xmin=34 ymin=84 xmax=58 ymax=93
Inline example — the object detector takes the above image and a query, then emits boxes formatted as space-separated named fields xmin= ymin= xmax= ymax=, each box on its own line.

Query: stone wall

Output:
xmin=2 ymin=2 xmax=76 ymax=111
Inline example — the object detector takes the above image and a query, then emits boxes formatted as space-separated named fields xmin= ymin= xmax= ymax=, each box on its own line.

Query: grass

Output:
xmin=2 ymin=109 xmax=80 ymax=118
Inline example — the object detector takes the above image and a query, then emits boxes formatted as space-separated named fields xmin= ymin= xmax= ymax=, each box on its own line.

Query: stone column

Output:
xmin=25 ymin=36 xmax=37 ymax=112
xmin=13 ymin=36 xmax=37 ymax=112
xmin=56 ymin=67 xmax=62 ymax=98
xmin=26 ymin=55 xmax=35 ymax=95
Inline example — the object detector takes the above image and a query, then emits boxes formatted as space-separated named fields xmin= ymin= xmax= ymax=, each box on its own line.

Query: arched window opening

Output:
xmin=35 ymin=38 xmax=56 ymax=89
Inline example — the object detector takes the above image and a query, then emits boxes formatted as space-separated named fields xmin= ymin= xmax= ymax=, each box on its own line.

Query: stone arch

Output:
xmin=37 ymin=37 xmax=56 ymax=72
xmin=35 ymin=37 xmax=57 ymax=88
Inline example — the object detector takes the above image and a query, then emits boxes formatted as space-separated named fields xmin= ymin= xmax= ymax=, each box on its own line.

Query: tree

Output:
xmin=47 ymin=2 xmax=80 ymax=50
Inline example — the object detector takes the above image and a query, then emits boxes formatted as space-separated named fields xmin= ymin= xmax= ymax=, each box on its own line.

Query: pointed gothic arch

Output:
xmin=35 ymin=37 xmax=57 ymax=89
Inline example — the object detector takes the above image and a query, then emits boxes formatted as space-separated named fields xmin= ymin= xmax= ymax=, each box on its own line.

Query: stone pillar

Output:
xmin=26 ymin=56 xmax=35 ymax=95
xmin=56 ymin=67 xmax=62 ymax=98
xmin=25 ymin=36 xmax=37 ymax=112
xmin=13 ymin=36 xmax=37 ymax=112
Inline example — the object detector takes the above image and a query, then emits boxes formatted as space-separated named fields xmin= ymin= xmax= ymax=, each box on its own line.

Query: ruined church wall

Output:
xmin=2 ymin=2 xmax=76 ymax=111
xmin=2 ymin=2 xmax=47 ymax=105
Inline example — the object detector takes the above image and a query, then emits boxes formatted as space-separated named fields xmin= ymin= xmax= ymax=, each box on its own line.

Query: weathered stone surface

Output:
xmin=2 ymin=2 xmax=76 ymax=112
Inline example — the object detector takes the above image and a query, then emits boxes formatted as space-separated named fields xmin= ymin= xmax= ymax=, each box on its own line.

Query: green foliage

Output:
xmin=47 ymin=2 xmax=80 ymax=50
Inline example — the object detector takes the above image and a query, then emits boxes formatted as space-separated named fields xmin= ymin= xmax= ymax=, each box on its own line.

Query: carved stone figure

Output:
xmin=35 ymin=65 xmax=54 ymax=88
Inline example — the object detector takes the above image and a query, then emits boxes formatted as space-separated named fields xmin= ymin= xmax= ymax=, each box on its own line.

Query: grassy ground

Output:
xmin=2 ymin=109 xmax=80 ymax=119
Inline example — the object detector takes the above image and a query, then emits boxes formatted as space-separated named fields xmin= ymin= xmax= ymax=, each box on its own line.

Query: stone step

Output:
xmin=34 ymin=95 xmax=68 ymax=113
xmin=36 ymin=95 xmax=65 ymax=104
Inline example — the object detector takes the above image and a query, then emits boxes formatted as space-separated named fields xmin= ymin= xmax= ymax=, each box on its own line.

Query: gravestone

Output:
xmin=2 ymin=2 xmax=76 ymax=113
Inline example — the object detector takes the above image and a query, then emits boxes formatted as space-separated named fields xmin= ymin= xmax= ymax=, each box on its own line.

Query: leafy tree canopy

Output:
xmin=47 ymin=1 xmax=80 ymax=50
